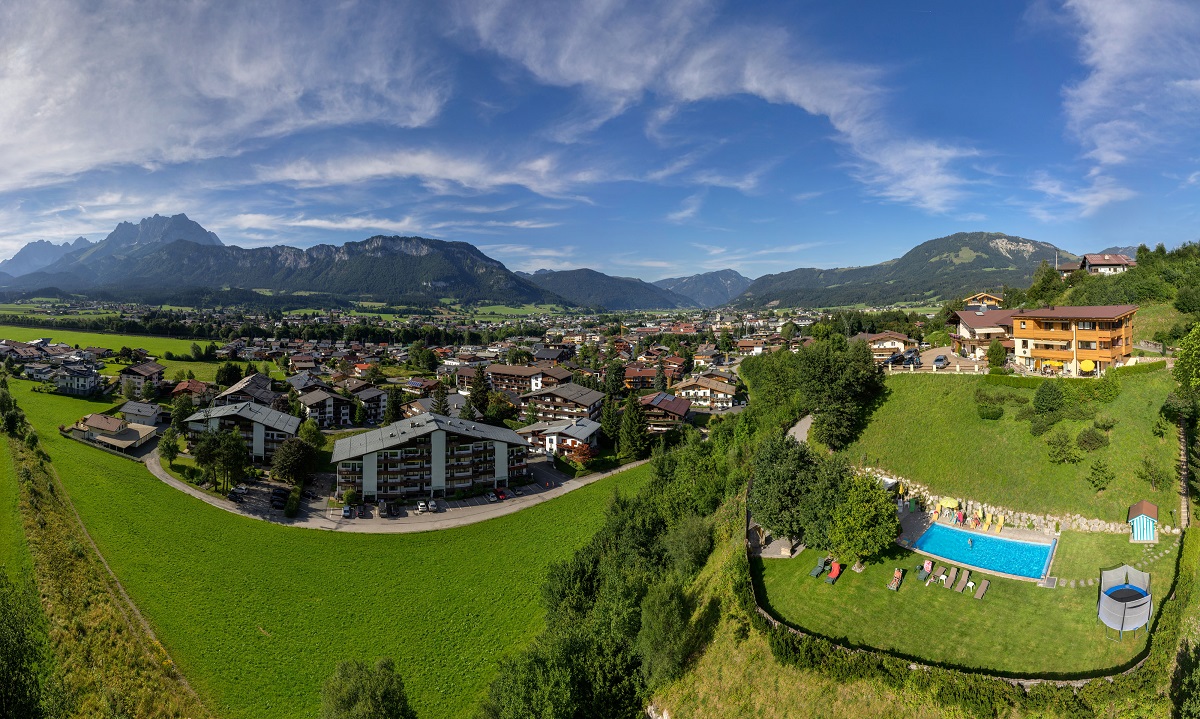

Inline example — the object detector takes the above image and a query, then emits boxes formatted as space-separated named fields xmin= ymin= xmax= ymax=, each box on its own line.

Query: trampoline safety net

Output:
xmin=1097 ymin=564 xmax=1152 ymax=634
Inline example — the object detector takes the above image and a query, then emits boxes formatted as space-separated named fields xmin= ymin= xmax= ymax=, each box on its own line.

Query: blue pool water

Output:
xmin=913 ymin=523 xmax=1055 ymax=579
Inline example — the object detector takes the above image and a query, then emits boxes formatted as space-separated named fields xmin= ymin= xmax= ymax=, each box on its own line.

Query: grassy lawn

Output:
xmin=11 ymin=377 xmax=653 ymax=719
xmin=1131 ymin=302 xmax=1183 ymax=344
xmin=0 ymin=440 xmax=29 ymax=578
xmin=755 ymin=544 xmax=1168 ymax=675
xmin=843 ymin=372 xmax=1179 ymax=521
xmin=1051 ymin=530 xmax=1179 ymax=582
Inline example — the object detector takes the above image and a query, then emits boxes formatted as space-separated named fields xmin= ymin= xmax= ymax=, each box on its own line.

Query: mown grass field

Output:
xmin=1131 ymin=302 xmax=1183 ymax=344
xmin=754 ymin=538 xmax=1172 ymax=675
xmin=11 ymin=377 xmax=652 ymax=719
xmin=843 ymin=371 xmax=1179 ymax=521
xmin=0 ymin=323 xmax=227 ymax=381
xmin=1051 ymin=530 xmax=1179 ymax=581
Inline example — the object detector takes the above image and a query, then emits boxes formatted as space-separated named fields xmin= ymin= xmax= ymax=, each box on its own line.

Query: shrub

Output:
xmin=1030 ymin=412 xmax=1059 ymax=437
xmin=1110 ymin=360 xmax=1167 ymax=377
xmin=663 ymin=515 xmax=713 ymax=576
xmin=1153 ymin=416 xmax=1173 ymax=438
xmin=636 ymin=577 xmax=691 ymax=690
xmin=1046 ymin=428 xmax=1081 ymax=464
xmin=284 ymin=486 xmax=302 ymax=518
xmin=1015 ymin=405 xmax=1036 ymax=422
xmin=1033 ymin=380 xmax=1064 ymax=414
xmin=1093 ymin=373 xmax=1120 ymax=403
xmin=342 ymin=489 xmax=359 ymax=506
xmin=1087 ymin=459 xmax=1114 ymax=491
xmin=976 ymin=403 xmax=1004 ymax=420
xmin=1093 ymin=414 xmax=1118 ymax=432
xmin=1062 ymin=401 xmax=1097 ymax=421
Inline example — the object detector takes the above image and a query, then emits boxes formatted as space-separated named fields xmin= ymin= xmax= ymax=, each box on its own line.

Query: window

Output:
xmin=1078 ymin=321 xmax=1095 ymax=330
xmin=1020 ymin=321 xmax=1026 ymax=329
xmin=1078 ymin=341 xmax=1097 ymax=350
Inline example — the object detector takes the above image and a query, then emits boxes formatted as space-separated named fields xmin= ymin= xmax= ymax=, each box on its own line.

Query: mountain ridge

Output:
xmin=518 ymin=268 xmax=698 ymax=310
xmin=0 ymin=237 xmax=92 ymax=277
xmin=653 ymin=269 xmax=751 ymax=307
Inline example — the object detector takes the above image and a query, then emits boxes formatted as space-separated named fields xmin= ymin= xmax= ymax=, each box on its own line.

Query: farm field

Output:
xmin=11 ymin=377 xmax=653 ymax=719
xmin=0 ymin=323 xmax=227 ymax=381
xmin=843 ymin=371 xmax=1179 ymax=521
xmin=753 ymin=538 xmax=1173 ymax=675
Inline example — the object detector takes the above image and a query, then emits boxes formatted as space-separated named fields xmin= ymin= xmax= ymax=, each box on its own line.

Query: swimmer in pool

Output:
xmin=968 ymin=538 xmax=973 ymax=549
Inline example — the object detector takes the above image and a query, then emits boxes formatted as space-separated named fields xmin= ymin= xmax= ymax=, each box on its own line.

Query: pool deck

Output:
xmin=896 ymin=509 xmax=1060 ymax=584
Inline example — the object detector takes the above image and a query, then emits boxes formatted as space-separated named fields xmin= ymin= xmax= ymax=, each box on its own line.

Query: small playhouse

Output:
xmin=1128 ymin=501 xmax=1158 ymax=544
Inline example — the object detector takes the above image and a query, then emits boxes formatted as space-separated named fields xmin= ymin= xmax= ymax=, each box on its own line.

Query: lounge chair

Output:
xmin=994 ymin=516 xmax=1005 ymax=534
xmin=973 ymin=579 xmax=990 ymax=599
xmin=982 ymin=513 xmax=993 ymax=533
xmin=809 ymin=556 xmax=831 ymax=578
xmin=944 ymin=567 xmax=958 ymax=588
xmin=887 ymin=568 xmax=903 ymax=591
xmin=917 ymin=560 xmax=933 ymax=581
xmin=825 ymin=562 xmax=843 ymax=585
xmin=954 ymin=570 xmax=970 ymax=593
xmin=926 ymin=565 xmax=946 ymax=586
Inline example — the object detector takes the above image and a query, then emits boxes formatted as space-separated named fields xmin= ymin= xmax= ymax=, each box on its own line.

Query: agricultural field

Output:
xmin=843 ymin=371 xmax=1179 ymax=521
xmin=753 ymin=537 xmax=1174 ymax=674
xmin=10 ymin=377 xmax=653 ymax=719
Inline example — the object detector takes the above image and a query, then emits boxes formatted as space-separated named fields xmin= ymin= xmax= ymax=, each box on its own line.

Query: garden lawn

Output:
xmin=1051 ymin=530 xmax=1180 ymax=583
xmin=844 ymin=372 xmax=1179 ymax=521
xmin=754 ymin=545 xmax=1170 ymax=675
xmin=15 ymin=378 xmax=652 ymax=719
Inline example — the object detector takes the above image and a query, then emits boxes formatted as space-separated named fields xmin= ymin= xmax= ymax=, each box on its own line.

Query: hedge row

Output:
xmin=1110 ymin=360 xmax=1168 ymax=377
xmin=283 ymin=485 xmax=302 ymax=517
xmin=737 ymin=525 xmax=1200 ymax=717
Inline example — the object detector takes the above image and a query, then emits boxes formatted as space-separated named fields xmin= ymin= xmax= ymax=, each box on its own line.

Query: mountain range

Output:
xmin=0 ymin=237 xmax=93 ymax=277
xmin=652 ymin=269 xmax=751 ymax=308
xmin=517 ymin=269 xmax=698 ymax=310
xmin=733 ymin=232 xmax=1078 ymax=308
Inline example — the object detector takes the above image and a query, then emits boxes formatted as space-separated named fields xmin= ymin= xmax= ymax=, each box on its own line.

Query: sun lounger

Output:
xmin=825 ymin=562 xmax=843 ymax=585
xmin=982 ymin=513 xmax=993 ymax=533
xmin=808 ymin=556 xmax=830 ymax=577
xmin=944 ymin=567 xmax=958 ymax=588
xmin=926 ymin=565 xmax=946 ymax=586
xmin=887 ymin=569 xmax=903 ymax=591
xmin=954 ymin=570 xmax=970 ymax=593
xmin=974 ymin=579 xmax=990 ymax=599
xmin=994 ymin=516 xmax=1005 ymax=534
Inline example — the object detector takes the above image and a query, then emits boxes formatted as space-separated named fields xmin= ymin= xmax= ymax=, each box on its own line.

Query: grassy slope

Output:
xmin=1131 ymin=303 xmax=1183 ymax=344
xmin=0 ymin=439 xmax=29 ymax=578
xmin=755 ymin=538 xmax=1174 ymax=675
xmin=15 ymin=377 xmax=652 ymax=719
xmin=844 ymin=372 xmax=1178 ymax=521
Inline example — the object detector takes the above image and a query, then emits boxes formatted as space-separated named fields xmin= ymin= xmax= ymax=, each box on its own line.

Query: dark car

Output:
xmin=271 ymin=487 xmax=290 ymax=498
xmin=903 ymin=347 xmax=920 ymax=357
xmin=226 ymin=492 xmax=243 ymax=503
xmin=356 ymin=505 xmax=366 ymax=518
xmin=933 ymin=355 xmax=949 ymax=369
xmin=883 ymin=352 xmax=905 ymax=366
xmin=270 ymin=498 xmax=286 ymax=510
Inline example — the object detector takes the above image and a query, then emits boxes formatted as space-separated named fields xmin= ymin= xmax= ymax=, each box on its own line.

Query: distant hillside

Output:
xmin=1095 ymin=246 xmax=1139 ymax=258
xmin=733 ymin=232 xmax=1076 ymax=307
xmin=5 ymin=215 xmax=564 ymax=306
xmin=0 ymin=237 xmax=92 ymax=277
xmin=520 ymin=268 xmax=698 ymax=310
xmin=653 ymin=269 xmax=751 ymax=307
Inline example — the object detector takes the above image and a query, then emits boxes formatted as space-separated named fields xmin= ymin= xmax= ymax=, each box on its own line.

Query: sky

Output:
xmin=2 ymin=0 xmax=1200 ymax=280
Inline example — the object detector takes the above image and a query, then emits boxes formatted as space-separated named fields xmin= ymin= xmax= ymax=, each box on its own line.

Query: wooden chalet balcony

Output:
xmin=1027 ymin=348 xmax=1075 ymax=361
xmin=1015 ymin=328 xmax=1075 ymax=342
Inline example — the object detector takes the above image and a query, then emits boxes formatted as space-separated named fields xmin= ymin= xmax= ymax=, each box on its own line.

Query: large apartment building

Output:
xmin=1011 ymin=305 xmax=1137 ymax=374
xmin=456 ymin=364 xmax=573 ymax=396
xmin=184 ymin=402 xmax=301 ymax=463
xmin=331 ymin=413 xmax=529 ymax=501
xmin=520 ymin=383 xmax=604 ymax=423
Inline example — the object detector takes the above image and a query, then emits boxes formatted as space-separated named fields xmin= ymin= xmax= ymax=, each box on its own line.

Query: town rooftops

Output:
xmin=520 ymin=383 xmax=604 ymax=406
xmin=121 ymin=401 xmax=160 ymax=417
xmin=216 ymin=373 xmax=277 ymax=403
xmin=331 ymin=413 xmax=529 ymax=463
xmin=485 ymin=363 xmax=544 ymax=377
xmin=185 ymin=401 xmax=302 ymax=435
xmin=639 ymin=392 xmax=691 ymax=417
xmin=1128 ymin=500 xmax=1158 ymax=522
xmin=83 ymin=413 xmax=125 ymax=433
xmin=298 ymin=389 xmax=347 ymax=406
xmin=954 ymin=309 xmax=1017 ymax=330
xmin=516 ymin=417 xmax=601 ymax=441
xmin=673 ymin=376 xmax=737 ymax=395
xmin=1015 ymin=305 xmax=1138 ymax=321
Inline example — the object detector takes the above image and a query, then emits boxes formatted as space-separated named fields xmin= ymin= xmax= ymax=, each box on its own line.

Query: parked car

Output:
xmin=427 ymin=500 xmax=438 ymax=513
xmin=902 ymin=355 xmax=922 ymax=367
xmin=226 ymin=492 xmax=243 ymax=503
xmin=356 ymin=505 xmax=366 ymax=518
xmin=495 ymin=488 xmax=507 ymax=500
xmin=302 ymin=490 xmax=317 ymax=500
xmin=232 ymin=484 xmax=249 ymax=495
xmin=933 ymin=355 xmax=949 ymax=369
xmin=903 ymin=347 xmax=920 ymax=358
xmin=271 ymin=487 xmax=290 ymax=498
xmin=341 ymin=505 xmax=353 ymax=519
xmin=884 ymin=352 xmax=904 ymax=366
xmin=485 ymin=491 xmax=498 ymax=503
xmin=270 ymin=498 xmax=286 ymax=510
xmin=389 ymin=503 xmax=400 ymax=517
xmin=511 ymin=485 xmax=524 ymax=496
xmin=417 ymin=500 xmax=428 ymax=514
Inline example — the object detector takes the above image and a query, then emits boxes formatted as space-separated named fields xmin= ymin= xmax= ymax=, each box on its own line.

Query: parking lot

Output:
xmin=881 ymin=345 xmax=985 ymax=374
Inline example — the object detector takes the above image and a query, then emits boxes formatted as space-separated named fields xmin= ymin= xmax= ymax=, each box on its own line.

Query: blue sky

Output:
xmin=2 ymin=0 xmax=1199 ymax=279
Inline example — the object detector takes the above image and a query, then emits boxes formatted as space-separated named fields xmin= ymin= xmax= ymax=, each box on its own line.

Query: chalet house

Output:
xmin=517 ymin=418 xmax=601 ymax=455
xmin=214 ymin=373 xmax=278 ymax=407
xmin=172 ymin=379 xmax=215 ymax=404
xmin=72 ymin=413 xmax=156 ymax=453
xmin=117 ymin=361 xmax=165 ymax=394
xmin=299 ymin=389 xmax=354 ymax=427
xmin=185 ymin=402 xmax=301 ymax=463
xmin=335 ymin=377 xmax=373 ymax=394
xmin=950 ymin=309 xmax=1016 ymax=360
xmin=22 ymin=363 xmax=54 ymax=382
xmin=399 ymin=393 xmax=478 ymax=420
xmin=121 ymin=400 xmax=162 ymax=427
xmin=285 ymin=371 xmax=331 ymax=394
xmin=458 ymin=364 xmax=573 ymax=395
xmin=693 ymin=345 xmax=724 ymax=368
xmin=736 ymin=339 xmax=767 ymax=356
xmin=330 ymin=414 xmax=530 ymax=501
xmin=672 ymin=376 xmax=737 ymax=410
xmin=520 ymin=383 xmax=605 ymax=423
xmin=1082 ymin=253 xmax=1136 ymax=275
xmin=849 ymin=331 xmax=918 ymax=363
xmin=52 ymin=365 xmax=100 ymax=396
xmin=963 ymin=292 xmax=1003 ymax=310
xmin=623 ymin=363 xmax=680 ymax=390
xmin=1011 ymin=305 xmax=1136 ymax=374
xmin=1057 ymin=260 xmax=1082 ymax=279
xmin=353 ymin=386 xmax=388 ymax=424
xmin=84 ymin=346 xmax=114 ymax=359
xmin=638 ymin=392 xmax=691 ymax=432
xmin=533 ymin=347 xmax=570 ymax=364
xmin=402 ymin=377 xmax=441 ymax=397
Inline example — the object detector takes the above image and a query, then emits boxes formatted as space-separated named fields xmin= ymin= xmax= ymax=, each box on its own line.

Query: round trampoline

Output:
xmin=1097 ymin=565 xmax=1152 ymax=640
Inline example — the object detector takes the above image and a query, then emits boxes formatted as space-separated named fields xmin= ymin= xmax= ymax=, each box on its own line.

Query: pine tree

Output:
xmin=653 ymin=358 xmax=667 ymax=392
xmin=618 ymin=393 xmax=650 ymax=460
xmin=430 ymin=382 xmax=449 ymax=416
xmin=383 ymin=387 xmax=403 ymax=424
xmin=523 ymin=400 xmax=538 ymax=426
xmin=601 ymin=395 xmax=621 ymax=448
xmin=469 ymin=366 xmax=490 ymax=415
xmin=457 ymin=401 xmax=474 ymax=419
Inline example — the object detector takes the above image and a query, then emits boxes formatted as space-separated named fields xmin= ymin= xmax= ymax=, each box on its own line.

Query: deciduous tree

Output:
xmin=828 ymin=472 xmax=900 ymax=566
xmin=298 ymin=418 xmax=326 ymax=451
xmin=272 ymin=437 xmax=315 ymax=486
xmin=321 ymin=658 xmax=417 ymax=719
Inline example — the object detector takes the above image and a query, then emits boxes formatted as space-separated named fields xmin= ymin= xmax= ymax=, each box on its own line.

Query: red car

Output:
xmin=495 ymin=489 xmax=507 ymax=500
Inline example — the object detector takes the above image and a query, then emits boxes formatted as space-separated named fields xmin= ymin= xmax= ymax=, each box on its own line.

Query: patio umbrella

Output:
xmin=1080 ymin=359 xmax=1095 ymax=373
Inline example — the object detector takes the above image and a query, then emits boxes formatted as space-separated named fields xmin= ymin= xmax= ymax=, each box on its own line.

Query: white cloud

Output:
xmin=1028 ymin=172 xmax=1137 ymax=221
xmin=666 ymin=194 xmax=703 ymax=222
xmin=475 ymin=243 xmax=579 ymax=271
xmin=0 ymin=1 xmax=449 ymax=193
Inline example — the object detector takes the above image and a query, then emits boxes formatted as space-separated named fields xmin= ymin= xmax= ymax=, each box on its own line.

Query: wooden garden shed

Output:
xmin=1128 ymin=501 xmax=1158 ymax=544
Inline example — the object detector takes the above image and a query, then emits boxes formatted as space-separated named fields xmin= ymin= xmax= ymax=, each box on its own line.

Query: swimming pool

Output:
xmin=913 ymin=523 xmax=1056 ymax=579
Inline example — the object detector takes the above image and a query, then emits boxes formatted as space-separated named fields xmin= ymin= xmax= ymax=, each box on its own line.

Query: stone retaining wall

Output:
xmin=866 ymin=468 xmax=1183 ymax=537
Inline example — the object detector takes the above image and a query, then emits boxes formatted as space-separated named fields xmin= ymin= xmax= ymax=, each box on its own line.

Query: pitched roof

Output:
xmin=121 ymin=361 xmax=165 ymax=377
xmin=1083 ymin=253 xmax=1135 ymax=267
xmin=638 ymin=392 xmax=691 ymax=417
xmin=485 ymin=363 xmax=544 ymax=377
xmin=1016 ymin=305 xmax=1138 ymax=321
xmin=298 ymin=389 xmax=352 ymax=406
xmin=520 ymin=383 xmax=604 ymax=406
xmin=173 ymin=379 xmax=210 ymax=394
xmin=954 ymin=309 xmax=1017 ymax=331
xmin=516 ymin=417 xmax=601 ymax=441
xmin=216 ymin=373 xmax=277 ymax=403
xmin=185 ymin=401 xmax=301 ymax=435
xmin=673 ymin=376 xmax=737 ymax=395
xmin=1128 ymin=500 xmax=1158 ymax=522
xmin=121 ymin=401 xmax=160 ymax=417
xmin=331 ymin=413 xmax=529 ymax=462
xmin=84 ymin=413 xmax=124 ymax=433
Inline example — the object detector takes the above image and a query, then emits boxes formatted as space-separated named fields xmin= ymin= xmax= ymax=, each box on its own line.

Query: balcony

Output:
xmin=1028 ymin=348 xmax=1076 ymax=361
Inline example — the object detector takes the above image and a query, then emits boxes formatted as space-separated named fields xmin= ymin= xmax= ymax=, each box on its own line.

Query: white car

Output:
xmin=417 ymin=500 xmax=428 ymax=513
xmin=485 ymin=491 xmax=498 ymax=503
xmin=232 ymin=485 xmax=249 ymax=495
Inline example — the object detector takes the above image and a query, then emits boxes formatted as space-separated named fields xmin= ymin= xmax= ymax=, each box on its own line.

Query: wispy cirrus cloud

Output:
xmin=1026 ymin=171 xmax=1137 ymax=221
xmin=666 ymin=194 xmax=704 ymax=222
